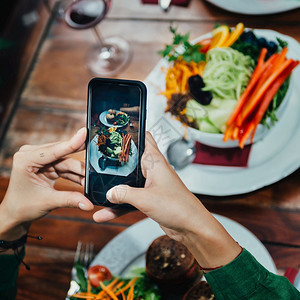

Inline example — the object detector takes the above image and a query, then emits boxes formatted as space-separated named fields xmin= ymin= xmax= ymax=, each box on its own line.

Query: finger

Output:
xmin=58 ymin=172 xmax=84 ymax=185
xmin=145 ymin=132 xmax=160 ymax=152
xmin=51 ymin=190 xmax=93 ymax=211
xmin=106 ymin=185 xmax=145 ymax=208
xmin=54 ymin=157 xmax=85 ymax=176
xmin=18 ymin=142 xmax=60 ymax=152
xmin=29 ymin=127 xmax=86 ymax=166
xmin=141 ymin=132 xmax=166 ymax=178
xmin=93 ymin=207 xmax=130 ymax=223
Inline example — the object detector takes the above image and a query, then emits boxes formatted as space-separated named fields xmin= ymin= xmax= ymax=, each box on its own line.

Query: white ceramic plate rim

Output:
xmin=92 ymin=216 xmax=277 ymax=276
xmin=145 ymin=29 xmax=300 ymax=196
xmin=205 ymin=0 xmax=300 ymax=15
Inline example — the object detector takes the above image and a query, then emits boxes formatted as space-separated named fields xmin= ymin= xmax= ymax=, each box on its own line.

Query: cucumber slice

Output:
xmin=196 ymin=119 xmax=219 ymax=133
xmin=210 ymin=98 xmax=222 ymax=108
xmin=208 ymin=99 xmax=236 ymax=132
xmin=186 ymin=99 xmax=208 ymax=120
xmin=114 ymin=146 xmax=122 ymax=156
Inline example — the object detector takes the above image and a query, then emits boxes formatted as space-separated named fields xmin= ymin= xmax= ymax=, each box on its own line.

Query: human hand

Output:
xmin=93 ymin=132 xmax=210 ymax=242
xmin=0 ymin=128 xmax=93 ymax=240
xmin=93 ymin=132 xmax=241 ymax=269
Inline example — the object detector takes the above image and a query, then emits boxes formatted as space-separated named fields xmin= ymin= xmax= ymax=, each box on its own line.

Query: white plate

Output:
xmin=89 ymin=135 xmax=138 ymax=177
xmin=99 ymin=110 xmax=129 ymax=128
xmin=92 ymin=216 xmax=277 ymax=277
xmin=145 ymin=29 xmax=300 ymax=196
xmin=205 ymin=0 xmax=300 ymax=15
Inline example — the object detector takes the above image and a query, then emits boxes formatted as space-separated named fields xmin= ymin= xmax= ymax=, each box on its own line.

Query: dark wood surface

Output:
xmin=0 ymin=0 xmax=51 ymax=144
xmin=0 ymin=1 xmax=299 ymax=299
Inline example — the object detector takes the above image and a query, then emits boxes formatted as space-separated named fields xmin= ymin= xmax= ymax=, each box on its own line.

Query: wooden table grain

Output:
xmin=0 ymin=1 xmax=299 ymax=299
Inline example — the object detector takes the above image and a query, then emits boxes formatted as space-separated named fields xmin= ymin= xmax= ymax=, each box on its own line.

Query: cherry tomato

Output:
xmin=197 ymin=38 xmax=212 ymax=53
xmin=87 ymin=265 xmax=113 ymax=287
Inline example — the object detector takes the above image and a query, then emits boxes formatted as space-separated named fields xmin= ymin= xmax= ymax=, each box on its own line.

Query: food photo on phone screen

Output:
xmin=85 ymin=79 xmax=146 ymax=207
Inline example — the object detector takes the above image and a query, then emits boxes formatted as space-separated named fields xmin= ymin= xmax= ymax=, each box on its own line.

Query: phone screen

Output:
xmin=85 ymin=78 xmax=146 ymax=207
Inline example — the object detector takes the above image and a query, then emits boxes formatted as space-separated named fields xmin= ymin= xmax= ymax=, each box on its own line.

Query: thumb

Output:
xmin=52 ymin=191 xmax=94 ymax=211
xmin=93 ymin=207 xmax=131 ymax=223
xmin=106 ymin=185 xmax=141 ymax=206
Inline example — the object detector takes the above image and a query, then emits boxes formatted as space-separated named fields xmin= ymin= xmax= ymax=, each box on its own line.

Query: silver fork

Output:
xmin=66 ymin=241 xmax=94 ymax=299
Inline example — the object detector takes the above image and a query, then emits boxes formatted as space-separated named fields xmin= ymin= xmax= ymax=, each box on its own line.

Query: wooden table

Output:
xmin=0 ymin=1 xmax=300 ymax=299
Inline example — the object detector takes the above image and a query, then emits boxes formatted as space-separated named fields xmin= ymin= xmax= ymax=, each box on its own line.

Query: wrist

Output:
xmin=180 ymin=208 xmax=241 ymax=271
xmin=0 ymin=202 xmax=29 ymax=241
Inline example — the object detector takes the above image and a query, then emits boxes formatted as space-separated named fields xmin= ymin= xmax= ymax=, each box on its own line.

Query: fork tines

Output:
xmin=76 ymin=241 xmax=94 ymax=268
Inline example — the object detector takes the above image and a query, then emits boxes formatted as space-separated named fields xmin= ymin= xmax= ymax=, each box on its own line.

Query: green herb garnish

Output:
xmin=158 ymin=26 xmax=205 ymax=63
xmin=131 ymin=268 xmax=161 ymax=300
xmin=70 ymin=265 xmax=161 ymax=300
xmin=276 ymin=37 xmax=288 ymax=49
xmin=75 ymin=262 xmax=87 ymax=292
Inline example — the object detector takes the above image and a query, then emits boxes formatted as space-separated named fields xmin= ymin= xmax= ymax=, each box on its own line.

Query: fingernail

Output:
xmin=79 ymin=202 xmax=87 ymax=210
xmin=106 ymin=188 xmax=113 ymax=201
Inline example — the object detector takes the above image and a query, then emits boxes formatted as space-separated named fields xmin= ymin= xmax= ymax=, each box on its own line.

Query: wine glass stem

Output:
xmin=92 ymin=27 xmax=104 ymax=48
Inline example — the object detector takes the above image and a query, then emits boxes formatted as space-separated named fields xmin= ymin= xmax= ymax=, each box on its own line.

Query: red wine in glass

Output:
xmin=64 ymin=0 xmax=131 ymax=76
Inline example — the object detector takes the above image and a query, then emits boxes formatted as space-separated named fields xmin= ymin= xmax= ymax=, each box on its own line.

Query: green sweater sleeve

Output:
xmin=204 ymin=248 xmax=300 ymax=300
xmin=0 ymin=247 xmax=25 ymax=300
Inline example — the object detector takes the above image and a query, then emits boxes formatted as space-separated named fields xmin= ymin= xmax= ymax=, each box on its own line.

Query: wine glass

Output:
xmin=64 ymin=0 xmax=131 ymax=76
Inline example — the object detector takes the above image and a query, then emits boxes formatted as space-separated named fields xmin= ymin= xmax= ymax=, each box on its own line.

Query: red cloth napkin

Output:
xmin=192 ymin=141 xmax=252 ymax=167
xmin=141 ymin=0 xmax=191 ymax=7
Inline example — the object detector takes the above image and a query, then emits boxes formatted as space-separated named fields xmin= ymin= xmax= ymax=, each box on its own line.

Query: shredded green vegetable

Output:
xmin=202 ymin=48 xmax=255 ymax=101
xmin=109 ymin=131 xmax=122 ymax=145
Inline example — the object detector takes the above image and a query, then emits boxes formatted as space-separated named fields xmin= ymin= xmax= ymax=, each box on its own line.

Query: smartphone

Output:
xmin=85 ymin=78 xmax=147 ymax=207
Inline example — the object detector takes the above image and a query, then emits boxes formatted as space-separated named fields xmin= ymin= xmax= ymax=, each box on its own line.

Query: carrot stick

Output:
xmin=249 ymin=61 xmax=299 ymax=139
xmin=227 ymin=48 xmax=269 ymax=125
xmin=114 ymin=281 xmax=125 ymax=290
xmin=87 ymin=280 xmax=92 ymax=294
xmin=127 ymin=285 xmax=134 ymax=300
xmin=123 ymin=135 xmax=131 ymax=163
xmin=234 ymin=53 xmax=279 ymax=127
xmin=239 ymin=51 xmax=285 ymax=117
xmin=225 ymin=46 xmax=298 ymax=148
xmin=232 ymin=127 xmax=239 ymax=140
xmin=115 ymin=278 xmax=137 ymax=296
xmin=239 ymin=61 xmax=298 ymax=147
xmin=97 ymin=278 xmax=119 ymax=297
xmin=120 ymin=291 xmax=126 ymax=300
xmin=237 ymin=58 xmax=295 ymax=126
xmin=223 ymin=123 xmax=235 ymax=141
xmin=72 ymin=293 xmax=96 ymax=299
xmin=251 ymin=47 xmax=268 ymax=78
xmin=99 ymin=281 xmax=119 ymax=300
xmin=238 ymin=122 xmax=255 ymax=148
xmin=246 ymin=53 xmax=278 ymax=93
xmin=120 ymin=134 xmax=127 ymax=162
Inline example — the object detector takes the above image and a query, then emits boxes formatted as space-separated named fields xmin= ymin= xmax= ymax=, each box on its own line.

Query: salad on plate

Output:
xmin=105 ymin=109 xmax=130 ymax=127
xmin=70 ymin=264 xmax=161 ymax=300
xmin=97 ymin=126 xmax=132 ymax=165
xmin=159 ymin=23 xmax=299 ymax=148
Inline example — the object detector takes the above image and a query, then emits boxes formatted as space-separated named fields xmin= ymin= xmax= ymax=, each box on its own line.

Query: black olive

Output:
xmin=188 ymin=75 xmax=205 ymax=89
xmin=240 ymin=31 xmax=257 ymax=44
xmin=267 ymin=41 xmax=278 ymax=54
xmin=188 ymin=75 xmax=212 ymax=105
xmin=199 ymin=91 xmax=213 ymax=105
xmin=258 ymin=37 xmax=268 ymax=48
